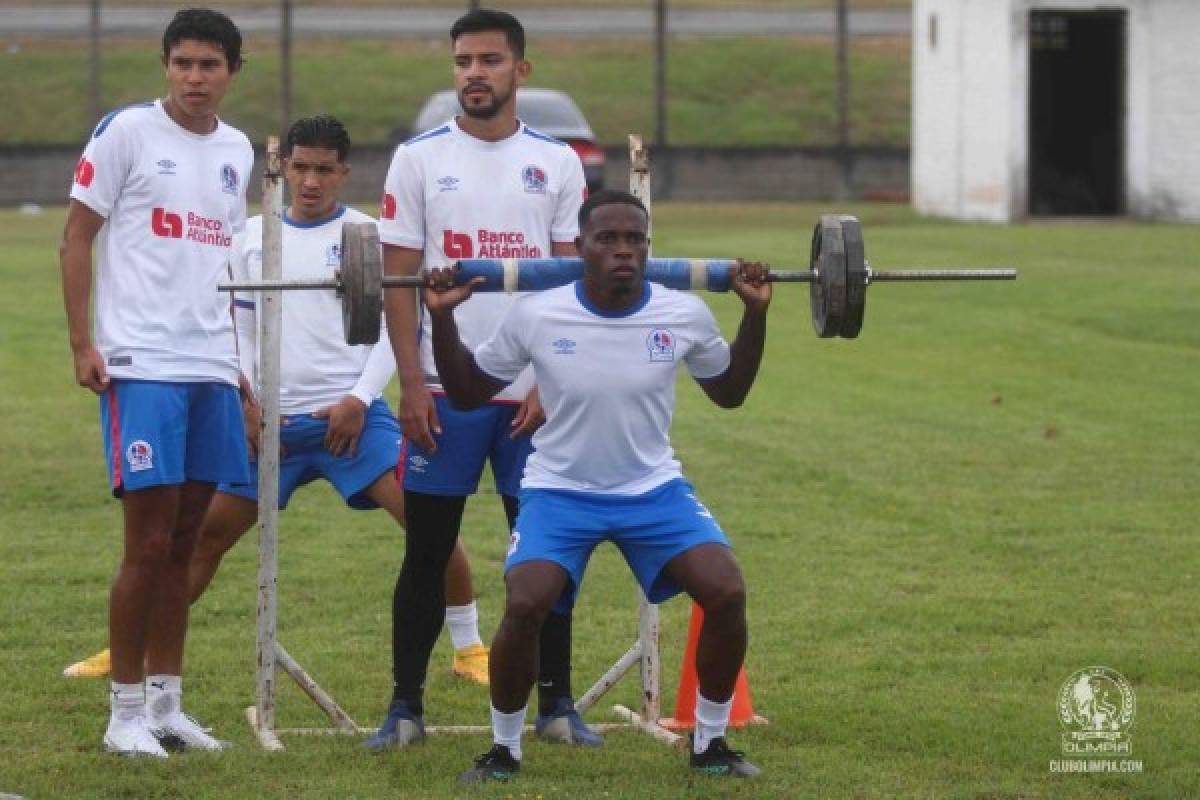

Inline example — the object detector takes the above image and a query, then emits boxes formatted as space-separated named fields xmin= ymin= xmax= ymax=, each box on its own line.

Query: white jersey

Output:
xmin=474 ymin=281 xmax=732 ymax=494
xmin=230 ymin=206 xmax=396 ymax=415
xmin=378 ymin=117 xmax=587 ymax=402
xmin=69 ymin=99 xmax=252 ymax=385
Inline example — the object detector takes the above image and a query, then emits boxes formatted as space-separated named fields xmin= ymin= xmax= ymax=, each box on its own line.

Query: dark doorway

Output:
xmin=1028 ymin=10 xmax=1125 ymax=215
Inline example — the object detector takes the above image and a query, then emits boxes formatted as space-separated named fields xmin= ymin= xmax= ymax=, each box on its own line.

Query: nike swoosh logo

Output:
xmin=149 ymin=681 xmax=167 ymax=690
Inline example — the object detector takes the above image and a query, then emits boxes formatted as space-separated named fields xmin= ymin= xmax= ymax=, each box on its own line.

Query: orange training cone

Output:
xmin=659 ymin=603 xmax=768 ymax=730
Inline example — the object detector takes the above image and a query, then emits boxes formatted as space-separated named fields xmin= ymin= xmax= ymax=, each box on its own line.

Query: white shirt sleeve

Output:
xmin=378 ymin=145 xmax=425 ymax=249
xmin=473 ymin=300 xmax=530 ymax=385
xmin=229 ymin=230 xmax=258 ymax=390
xmin=685 ymin=301 xmax=732 ymax=380
xmin=349 ymin=326 xmax=397 ymax=407
xmin=552 ymin=149 xmax=587 ymax=243
xmin=68 ymin=114 xmax=133 ymax=218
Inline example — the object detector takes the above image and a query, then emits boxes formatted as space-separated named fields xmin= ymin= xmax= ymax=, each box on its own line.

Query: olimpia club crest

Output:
xmin=1057 ymin=666 xmax=1135 ymax=755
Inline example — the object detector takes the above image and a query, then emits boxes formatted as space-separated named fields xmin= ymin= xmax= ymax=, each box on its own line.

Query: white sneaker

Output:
xmin=146 ymin=684 xmax=230 ymax=752
xmin=149 ymin=710 xmax=230 ymax=752
xmin=104 ymin=714 xmax=168 ymax=758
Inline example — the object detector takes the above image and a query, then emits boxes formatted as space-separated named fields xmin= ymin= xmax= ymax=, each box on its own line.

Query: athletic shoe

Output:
xmin=64 ymin=648 xmax=111 ymax=678
xmin=459 ymin=744 xmax=520 ymax=784
xmin=104 ymin=714 xmax=168 ymax=759
xmin=689 ymin=735 xmax=761 ymax=777
xmin=363 ymin=701 xmax=425 ymax=751
xmin=148 ymin=711 xmax=230 ymax=752
xmin=533 ymin=697 xmax=603 ymax=747
xmin=452 ymin=643 xmax=490 ymax=685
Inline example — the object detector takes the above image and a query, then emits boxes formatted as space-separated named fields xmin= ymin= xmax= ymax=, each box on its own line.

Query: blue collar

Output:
xmin=574 ymin=279 xmax=652 ymax=318
xmin=283 ymin=204 xmax=346 ymax=229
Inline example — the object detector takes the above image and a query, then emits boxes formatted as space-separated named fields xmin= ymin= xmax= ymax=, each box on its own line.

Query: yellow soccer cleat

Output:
xmin=452 ymin=643 xmax=490 ymax=686
xmin=63 ymin=647 xmax=111 ymax=678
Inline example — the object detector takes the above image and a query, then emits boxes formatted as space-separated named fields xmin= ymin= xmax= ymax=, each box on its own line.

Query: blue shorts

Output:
xmin=100 ymin=379 xmax=249 ymax=496
xmin=401 ymin=394 xmax=534 ymax=497
xmin=219 ymin=399 xmax=401 ymax=510
xmin=507 ymin=478 xmax=731 ymax=613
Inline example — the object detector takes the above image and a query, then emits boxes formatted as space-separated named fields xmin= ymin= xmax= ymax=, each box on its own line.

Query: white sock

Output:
xmin=110 ymin=681 xmax=145 ymax=722
xmin=445 ymin=601 xmax=484 ymax=650
xmin=145 ymin=674 xmax=182 ymax=720
xmin=693 ymin=691 xmax=733 ymax=754
xmin=490 ymin=704 xmax=526 ymax=761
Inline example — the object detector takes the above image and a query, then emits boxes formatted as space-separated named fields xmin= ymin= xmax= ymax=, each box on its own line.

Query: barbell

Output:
xmin=219 ymin=215 xmax=1017 ymax=345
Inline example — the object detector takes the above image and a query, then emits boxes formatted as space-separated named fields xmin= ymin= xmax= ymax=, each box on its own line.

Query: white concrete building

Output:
xmin=912 ymin=0 xmax=1200 ymax=221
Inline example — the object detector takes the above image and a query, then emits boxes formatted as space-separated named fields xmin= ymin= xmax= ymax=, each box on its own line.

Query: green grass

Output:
xmin=2 ymin=204 xmax=1197 ymax=798
xmin=1 ymin=35 xmax=909 ymax=147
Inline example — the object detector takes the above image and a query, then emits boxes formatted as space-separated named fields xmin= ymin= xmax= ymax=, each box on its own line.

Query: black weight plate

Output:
xmin=340 ymin=221 xmax=383 ymax=345
xmin=839 ymin=215 xmax=867 ymax=338
xmin=809 ymin=215 xmax=846 ymax=338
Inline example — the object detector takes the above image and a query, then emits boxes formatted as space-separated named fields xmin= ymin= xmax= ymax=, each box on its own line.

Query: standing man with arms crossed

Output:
xmin=425 ymin=190 xmax=769 ymax=782
xmin=60 ymin=116 xmax=488 ymax=687
xmin=60 ymin=8 xmax=252 ymax=757
xmin=368 ymin=8 xmax=599 ymax=749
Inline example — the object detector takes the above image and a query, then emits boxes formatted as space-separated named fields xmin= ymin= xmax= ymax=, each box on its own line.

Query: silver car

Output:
xmin=406 ymin=88 xmax=605 ymax=191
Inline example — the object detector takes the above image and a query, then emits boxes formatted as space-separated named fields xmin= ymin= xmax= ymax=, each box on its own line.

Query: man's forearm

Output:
xmin=60 ymin=240 xmax=94 ymax=352
xmin=713 ymin=308 xmax=768 ymax=408
xmin=384 ymin=286 xmax=423 ymax=389
xmin=429 ymin=311 xmax=498 ymax=409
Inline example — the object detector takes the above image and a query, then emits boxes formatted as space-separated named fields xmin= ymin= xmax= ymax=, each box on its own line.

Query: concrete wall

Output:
xmin=1139 ymin=0 xmax=1200 ymax=219
xmin=912 ymin=0 xmax=1200 ymax=221
xmin=912 ymin=0 xmax=1016 ymax=221
xmin=0 ymin=145 xmax=909 ymax=208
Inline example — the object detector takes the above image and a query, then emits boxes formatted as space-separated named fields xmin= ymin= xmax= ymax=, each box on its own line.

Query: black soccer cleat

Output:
xmin=689 ymin=735 xmax=762 ymax=778
xmin=460 ymin=743 xmax=521 ymax=784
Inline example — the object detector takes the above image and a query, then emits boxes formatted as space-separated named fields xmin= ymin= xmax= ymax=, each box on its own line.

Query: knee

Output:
xmin=501 ymin=592 xmax=553 ymax=640
xmin=192 ymin=522 xmax=232 ymax=565
xmin=696 ymin=579 xmax=746 ymax=623
xmin=124 ymin=529 xmax=173 ymax=567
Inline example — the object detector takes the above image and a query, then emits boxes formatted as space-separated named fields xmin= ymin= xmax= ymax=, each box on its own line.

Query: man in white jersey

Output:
xmin=367 ymin=8 xmax=597 ymax=749
xmin=424 ymin=190 xmax=771 ymax=782
xmin=62 ymin=116 xmax=489 ymax=687
xmin=59 ymin=9 xmax=252 ymax=757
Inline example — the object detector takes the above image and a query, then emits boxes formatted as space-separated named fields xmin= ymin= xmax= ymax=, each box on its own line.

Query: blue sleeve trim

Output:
xmin=521 ymin=126 xmax=568 ymax=146
xmin=92 ymin=101 xmax=155 ymax=138
xmin=405 ymin=125 xmax=452 ymax=146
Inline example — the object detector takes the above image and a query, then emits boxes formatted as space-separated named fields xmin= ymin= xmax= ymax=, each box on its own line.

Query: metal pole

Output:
xmin=280 ymin=0 xmax=293 ymax=135
xmin=253 ymin=137 xmax=284 ymax=752
xmin=654 ymin=0 xmax=668 ymax=147
xmin=628 ymin=133 xmax=662 ymax=727
xmin=835 ymin=0 xmax=851 ymax=199
xmin=88 ymin=0 xmax=101 ymax=128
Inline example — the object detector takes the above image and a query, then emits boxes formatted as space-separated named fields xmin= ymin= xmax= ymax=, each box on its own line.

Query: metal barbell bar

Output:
xmin=218 ymin=216 xmax=1018 ymax=344
xmin=220 ymin=264 xmax=1016 ymax=293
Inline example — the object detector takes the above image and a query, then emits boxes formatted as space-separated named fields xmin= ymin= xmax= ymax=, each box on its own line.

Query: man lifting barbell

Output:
xmin=427 ymin=189 xmax=768 ymax=782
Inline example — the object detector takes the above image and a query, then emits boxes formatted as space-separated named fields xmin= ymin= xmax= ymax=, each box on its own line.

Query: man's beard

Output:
xmin=459 ymin=84 xmax=513 ymax=120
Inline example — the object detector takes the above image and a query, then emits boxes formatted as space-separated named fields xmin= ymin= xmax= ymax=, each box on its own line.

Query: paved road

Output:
xmin=0 ymin=6 xmax=910 ymax=38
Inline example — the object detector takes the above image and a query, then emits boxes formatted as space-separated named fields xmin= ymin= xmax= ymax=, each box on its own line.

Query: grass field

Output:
xmin=1 ymin=35 xmax=910 ymax=147
xmin=1 ymin=203 xmax=1197 ymax=799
